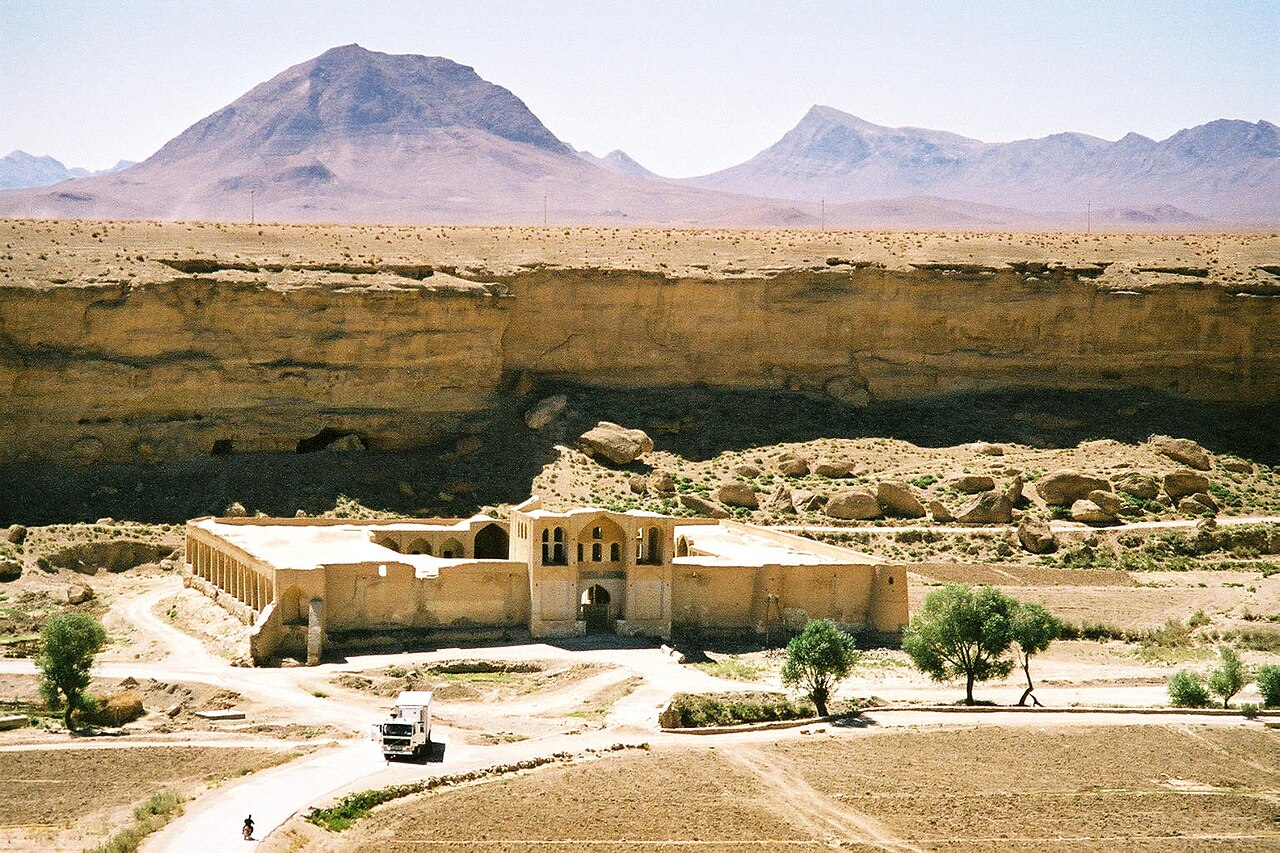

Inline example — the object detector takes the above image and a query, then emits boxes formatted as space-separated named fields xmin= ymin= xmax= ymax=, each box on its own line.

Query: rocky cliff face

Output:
xmin=3 ymin=235 xmax=1277 ymax=463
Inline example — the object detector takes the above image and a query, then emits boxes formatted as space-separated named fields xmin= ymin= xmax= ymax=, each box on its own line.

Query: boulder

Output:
xmin=1087 ymin=490 xmax=1124 ymax=517
xmin=1163 ymin=469 xmax=1211 ymax=500
xmin=876 ymin=481 xmax=926 ymax=519
xmin=955 ymin=492 xmax=1013 ymax=525
xmin=714 ymin=482 xmax=759 ymax=509
xmin=679 ymin=494 xmax=729 ymax=519
xmin=294 ymin=509 xmax=308 ymax=518
xmin=0 ymin=559 xmax=21 ymax=582
xmin=825 ymin=490 xmax=882 ymax=520
xmin=791 ymin=489 xmax=828 ymax=512
xmin=970 ymin=442 xmax=1006 ymax=456
xmin=763 ymin=485 xmax=795 ymax=514
xmin=1036 ymin=470 xmax=1111 ymax=506
xmin=1149 ymin=435 xmax=1212 ymax=471
xmin=5 ymin=524 xmax=26 ymax=546
xmin=1220 ymin=458 xmax=1254 ymax=474
xmin=224 ymin=501 xmax=248 ymax=518
xmin=928 ymin=500 xmax=955 ymax=523
xmin=1178 ymin=496 xmax=1217 ymax=516
xmin=950 ymin=474 xmax=996 ymax=493
xmin=733 ymin=464 xmax=761 ymax=478
xmin=1004 ymin=476 xmax=1025 ymax=505
xmin=648 ymin=471 xmax=676 ymax=495
xmin=1070 ymin=499 xmax=1115 ymax=524
xmin=324 ymin=433 xmax=366 ymax=452
xmin=513 ymin=371 xmax=537 ymax=396
xmin=524 ymin=394 xmax=567 ymax=430
xmin=1017 ymin=517 xmax=1056 ymax=554
xmin=66 ymin=582 xmax=95 ymax=605
xmin=775 ymin=454 xmax=810 ymax=477
xmin=577 ymin=422 xmax=654 ymax=465
xmin=812 ymin=459 xmax=852 ymax=478
xmin=1190 ymin=491 xmax=1220 ymax=512
xmin=1114 ymin=473 xmax=1158 ymax=500
xmin=628 ymin=475 xmax=648 ymax=495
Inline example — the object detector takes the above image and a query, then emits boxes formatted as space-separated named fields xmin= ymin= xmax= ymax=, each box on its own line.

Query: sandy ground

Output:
xmin=271 ymin=723 xmax=1280 ymax=852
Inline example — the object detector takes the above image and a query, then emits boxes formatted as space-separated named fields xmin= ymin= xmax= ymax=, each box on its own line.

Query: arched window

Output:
xmin=592 ymin=543 xmax=602 ymax=561
xmin=474 ymin=523 xmax=509 ymax=559
xmin=610 ymin=542 xmax=620 ymax=561
xmin=592 ymin=526 xmax=602 ymax=539
xmin=406 ymin=538 xmax=432 ymax=555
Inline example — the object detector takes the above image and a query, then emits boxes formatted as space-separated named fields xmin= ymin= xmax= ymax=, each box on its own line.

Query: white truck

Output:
xmin=373 ymin=690 xmax=433 ymax=761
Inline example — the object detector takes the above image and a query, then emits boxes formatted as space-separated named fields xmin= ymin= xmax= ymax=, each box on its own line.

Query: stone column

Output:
xmin=306 ymin=598 xmax=325 ymax=666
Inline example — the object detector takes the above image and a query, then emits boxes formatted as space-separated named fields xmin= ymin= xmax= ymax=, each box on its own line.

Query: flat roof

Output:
xmin=675 ymin=523 xmax=879 ymax=567
xmin=191 ymin=518 xmax=490 ymax=575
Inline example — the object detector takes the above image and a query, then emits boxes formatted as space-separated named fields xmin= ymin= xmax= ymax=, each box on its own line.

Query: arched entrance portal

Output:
xmin=580 ymin=584 xmax=612 ymax=633
xmin=473 ymin=523 xmax=509 ymax=559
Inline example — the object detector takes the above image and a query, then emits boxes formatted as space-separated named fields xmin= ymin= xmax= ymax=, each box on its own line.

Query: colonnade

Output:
xmin=187 ymin=538 xmax=274 ymax=613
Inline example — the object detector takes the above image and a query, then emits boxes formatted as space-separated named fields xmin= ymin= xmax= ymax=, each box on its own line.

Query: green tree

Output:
xmin=780 ymin=619 xmax=859 ymax=716
xmin=35 ymin=613 xmax=107 ymax=731
xmin=1011 ymin=601 xmax=1063 ymax=707
xmin=1257 ymin=664 xmax=1280 ymax=708
xmin=1207 ymin=646 xmax=1248 ymax=709
xmin=902 ymin=584 xmax=1016 ymax=705
xmin=1168 ymin=669 xmax=1211 ymax=708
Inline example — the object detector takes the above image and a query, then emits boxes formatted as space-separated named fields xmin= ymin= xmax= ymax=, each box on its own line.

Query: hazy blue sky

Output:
xmin=2 ymin=1 xmax=1277 ymax=176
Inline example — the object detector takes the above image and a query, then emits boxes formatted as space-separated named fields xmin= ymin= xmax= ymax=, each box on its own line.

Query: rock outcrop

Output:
xmin=714 ymin=482 xmax=759 ymax=509
xmin=1 ymin=228 xmax=1277 ymax=465
xmin=950 ymin=475 xmax=995 ymax=494
xmin=678 ymin=494 xmax=729 ymax=519
xmin=1017 ymin=517 xmax=1056 ymax=553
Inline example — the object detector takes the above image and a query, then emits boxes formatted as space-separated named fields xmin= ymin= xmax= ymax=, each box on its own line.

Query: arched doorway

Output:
xmin=580 ymin=584 xmax=612 ymax=633
xmin=473 ymin=523 xmax=509 ymax=559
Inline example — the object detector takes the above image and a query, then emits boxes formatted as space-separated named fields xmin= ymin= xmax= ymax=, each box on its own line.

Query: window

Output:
xmin=578 ymin=543 xmax=584 ymax=562
xmin=610 ymin=542 xmax=620 ymax=561
xmin=592 ymin=526 xmax=602 ymax=539
xmin=592 ymin=543 xmax=602 ymax=561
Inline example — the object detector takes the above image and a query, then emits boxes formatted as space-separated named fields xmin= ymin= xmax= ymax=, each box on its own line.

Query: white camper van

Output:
xmin=374 ymin=690 xmax=433 ymax=760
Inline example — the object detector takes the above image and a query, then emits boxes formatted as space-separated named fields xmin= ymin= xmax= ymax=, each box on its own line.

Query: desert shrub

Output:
xmin=1187 ymin=609 xmax=1211 ymax=628
xmin=1059 ymin=621 xmax=1130 ymax=642
xmin=84 ymin=789 xmax=184 ymax=853
xmin=1241 ymin=703 xmax=1260 ymax=720
xmin=1168 ymin=670 xmax=1211 ymax=708
xmin=1256 ymin=664 xmax=1280 ymax=707
xmin=81 ymin=689 xmax=145 ymax=726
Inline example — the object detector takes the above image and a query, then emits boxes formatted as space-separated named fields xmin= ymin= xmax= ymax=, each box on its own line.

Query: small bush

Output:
xmin=1242 ymin=703 xmax=1260 ymax=720
xmin=662 ymin=692 xmax=816 ymax=728
xmin=1168 ymin=670 xmax=1211 ymax=708
xmin=1257 ymin=664 xmax=1280 ymax=707
xmin=80 ymin=690 xmax=146 ymax=726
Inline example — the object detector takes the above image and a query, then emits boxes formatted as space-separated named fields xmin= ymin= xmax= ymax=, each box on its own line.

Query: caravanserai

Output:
xmin=184 ymin=497 xmax=908 ymax=664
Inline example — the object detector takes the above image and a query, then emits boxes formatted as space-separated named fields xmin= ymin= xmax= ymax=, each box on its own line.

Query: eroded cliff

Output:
xmin=1 ymin=222 xmax=1276 ymax=463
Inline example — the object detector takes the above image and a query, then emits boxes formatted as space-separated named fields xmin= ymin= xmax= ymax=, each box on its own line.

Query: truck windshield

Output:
xmin=383 ymin=723 xmax=413 ymax=737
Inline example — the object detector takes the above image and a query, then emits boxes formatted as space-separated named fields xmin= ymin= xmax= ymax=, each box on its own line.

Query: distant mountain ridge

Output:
xmin=0 ymin=47 xmax=1274 ymax=226
xmin=683 ymin=105 xmax=1280 ymax=221
xmin=0 ymin=151 xmax=134 ymax=190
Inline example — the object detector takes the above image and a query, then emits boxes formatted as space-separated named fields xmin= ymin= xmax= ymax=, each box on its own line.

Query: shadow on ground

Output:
xmin=3 ymin=385 xmax=1276 ymax=524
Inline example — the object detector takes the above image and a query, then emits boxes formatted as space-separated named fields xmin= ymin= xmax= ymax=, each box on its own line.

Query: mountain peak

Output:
xmin=148 ymin=45 xmax=570 ymax=164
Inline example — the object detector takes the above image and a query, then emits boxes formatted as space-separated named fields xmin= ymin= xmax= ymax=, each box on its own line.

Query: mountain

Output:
xmin=0 ymin=45 xmax=799 ymax=226
xmin=684 ymin=106 xmax=1280 ymax=222
xmin=577 ymin=149 xmax=660 ymax=180
xmin=0 ymin=151 xmax=135 ymax=190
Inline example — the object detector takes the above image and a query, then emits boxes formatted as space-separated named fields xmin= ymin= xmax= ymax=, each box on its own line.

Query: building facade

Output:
xmin=184 ymin=497 xmax=908 ymax=664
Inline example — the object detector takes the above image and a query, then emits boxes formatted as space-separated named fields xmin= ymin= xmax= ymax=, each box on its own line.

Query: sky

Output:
xmin=1 ymin=1 xmax=1277 ymax=177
